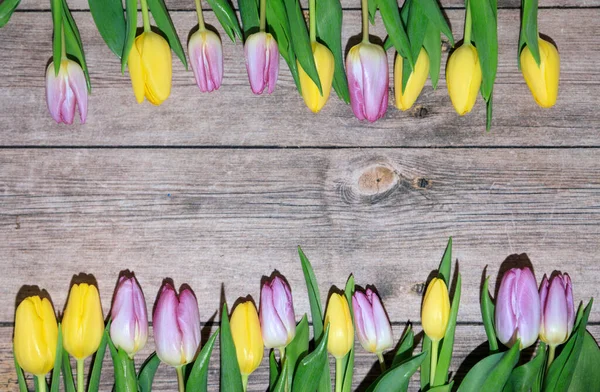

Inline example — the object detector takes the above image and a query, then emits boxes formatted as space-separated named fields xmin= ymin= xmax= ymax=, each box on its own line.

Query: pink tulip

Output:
xmin=539 ymin=273 xmax=575 ymax=346
xmin=110 ymin=274 xmax=148 ymax=357
xmin=45 ymin=59 xmax=88 ymax=124
xmin=259 ymin=276 xmax=296 ymax=348
xmin=352 ymin=288 xmax=393 ymax=354
xmin=346 ymin=42 xmax=388 ymax=122
xmin=188 ymin=30 xmax=223 ymax=92
xmin=153 ymin=283 xmax=201 ymax=367
xmin=244 ymin=32 xmax=279 ymax=95
xmin=495 ymin=267 xmax=541 ymax=349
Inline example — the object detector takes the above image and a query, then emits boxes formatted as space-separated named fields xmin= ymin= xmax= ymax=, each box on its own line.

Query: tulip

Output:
xmin=259 ymin=276 xmax=296 ymax=349
xmin=495 ymin=267 xmax=541 ymax=350
xmin=446 ymin=43 xmax=482 ymax=115
xmin=324 ymin=293 xmax=354 ymax=359
xmin=421 ymin=278 xmax=450 ymax=342
xmin=346 ymin=42 xmax=388 ymax=122
xmin=14 ymin=296 xmax=58 ymax=377
xmin=352 ymin=288 xmax=393 ymax=356
xmin=153 ymin=283 xmax=201 ymax=367
xmin=520 ymin=38 xmax=560 ymax=108
xmin=395 ymin=48 xmax=430 ymax=111
xmin=188 ymin=30 xmax=224 ymax=93
xmin=231 ymin=301 xmax=264 ymax=379
xmin=297 ymin=42 xmax=335 ymax=113
xmin=128 ymin=31 xmax=172 ymax=105
xmin=45 ymin=59 xmax=88 ymax=124
xmin=62 ymin=283 xmax=104 ymax=361
xmin=539 ymin=273 xmax=574 ymax=347
xmin=110 ymin=275 xmax=148 ymax=358
xmin=245 ymin=32 xmax=279 ymax=95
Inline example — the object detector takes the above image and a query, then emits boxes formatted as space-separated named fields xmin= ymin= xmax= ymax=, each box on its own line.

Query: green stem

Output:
xmin=361 ymin=0 xmax=369 ymax=43
xmin=242 ymin=374 xmax=249 ymax=392
xmin=547 ymin=345 xmax=556 ymax=371
xmin=309 ymin=0 xmax=316 ymax=43
xmin=176 ymin=367 xmax=185 ymax=392
xmin=280 ymin=347 xmax=288 ymax=392
xmin=279 ymin=346 xmax=286 ymax=363
xmin=259 ymin=0 xmax=266 ymax=31
xmin=141 ymin=0 xmax=151 ymax=33
xmin=376 ymin=352 xmax=386 ymax=372
xmin=430 ymin=340 xmax=439 ymax=387
xmin=194 ymin=0 xmax=206 ymax=31
xmin=335 ymin=358 xmax=343 ymax=392
xmin=36 ymin=375 xmax=47 ymax=392
xmin=464 ymin=0 xmax=472 ymax=44
xmin=60 ymin=25 xmax=66 ymax=60
xmin=76 ymin=359 xmax=84 ymax=392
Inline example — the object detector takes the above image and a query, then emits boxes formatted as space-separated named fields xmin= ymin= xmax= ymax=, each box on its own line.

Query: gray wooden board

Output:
xmin=0 ymin=10 xmax=599 ymax=146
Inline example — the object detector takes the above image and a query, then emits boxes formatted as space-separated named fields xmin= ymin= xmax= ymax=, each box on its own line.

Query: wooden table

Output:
xmin=1 ymin=0 xmax=599 ymax=390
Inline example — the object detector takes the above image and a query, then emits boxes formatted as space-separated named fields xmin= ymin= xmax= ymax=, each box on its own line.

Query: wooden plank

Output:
xmin=1 ymin=148 xmax=599 ymax=324
xmin=0 ymin=10 xmax=599 ymax=147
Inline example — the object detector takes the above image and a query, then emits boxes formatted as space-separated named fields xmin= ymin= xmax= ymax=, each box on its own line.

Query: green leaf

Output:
xmin=392 ymin=325 xmax=414 ymax=367
xmin=107 ymin=331 xmax=138 ymax=392
xmin=13 ymin=347 xmax=28 ymax=392
xmin=283 ymin=0 xmax=321 ymax=93
xmin=0 ymin=0 xmax=20 ymax=28
xmin=417 ymin=0 xmax=454 ymax=46
xmin=205 ymin=0 xmax=243 ymax=42
xmin=433 ymin=273 xmax=462 ymax=386
xmin=402 ymin=0 xmax=427 ymax=93
xmin=220 ymin=303 xmax=244 ymax=391
xmin=121 ymin=0 xmax=137 ymax=73
xmin=316 ymin=0 xmax=349 ymax=103
xmin=62 ymin=0 xmax=91 ymax=90
xmin=292 ymin=325 xmax=330 ymax=392
xmin=50 ymin=0 xmax=62 ymax=75
xmin=62 ymin=350 xmax=76 ymax=392
xmin=138 ymin=352 xmax=161 ymax=392
xmin=486 ymin=90 xmax=493 ymax=131
xmin=273 ymin=359 xmax=289 ymax=392
xmin=378 ymin=0 xmax=413 ymax=67
xmin=422 ymin=22 xmax=441 ymax=89
xmin=368 ymin=0 xmax=377 ymax=24
xmin=239 ymin=0 xmax=260 ymax=39
xmin=88 ymin=0 xmax=126 ymax=58
xmin=266 ymin=0 xmax=301 ymax=91
xmin=298 ymin=247 xmax=324 ymax=341
xmin=520 ymin=0 xmax=539 ymax=66
xmin=567 ymin=330 xmax=600 ymax=392
xmin=87 ymin=322 xmax=109 ymax=392
xmin=480 ymin=342 xmax=520 ymax=391
xmin=469 ymin=0 xmax=498 ymax=101
xmin=503 ymin=342 xmax=546 ymax=392
xmin=50 ymin=324 xmax=63 ymax=392
xmin=367 ymin=352 xmax=427 ymax=392
xmin=269 ymin=350 xmax=281 ymax=390
xmin=429 ymin=383 xmax=454 ymax=392
xmin=421 ymin=335 xmax=432 ymax=390
xmin=438 ymin=237 xmax=452 ymax=285
xmin=457 ymin=343 xmax=520 ymax=392
xmin=341 ymin=275 xmax=355 ymax=392
xmin=146 ymin=0 xmax=188 ymax=68
xmin=284 ymin=315 xmax=310 ymax=388
xmin=481 ymin=277 xmax=498 ymax=352
xmin=186 ymin=328 xmax=220 ymax=391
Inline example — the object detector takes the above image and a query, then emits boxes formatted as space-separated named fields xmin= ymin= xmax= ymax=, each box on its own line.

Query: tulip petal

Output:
xmin=358 ymin=44 xmax=388 ymax=122
xmin=153 ymin=284 xmax=184 ymax=366
xmin=190 ymin=31 xmax=223 ymax=93
xmin=46 ymin=62 xmax=66 ymax=124
xmin=111 ymin=278 xmax=136 ymax=354
xmin=265 ymin=35 xmax=279 ymax=94
xmin=66 ymin=60 xmax=88 ymax=124
xmin=128 ymin=36 xmax=146 ymax=104
xmin=346 ymin=47 xmax=366 ymax=121
xmin=352 ymin=291 xmax=376 ymax=352
xmin=245 ymin=33 xmax=268 ymax=94
xmin=368 ymin=289 xmax=393 ymax=352
xmin=515 ymin=268 xmax=541 ymax=348
xmin=231 ymin=302 xmax=263 ymax=375
xmin=177 ymin=288 xmax=201 ymax=364
xmin=563 ymin=273 xmax=575 ymax=337
xmin=495 ymin=269 xmax=518 ymax=346
xmin=141 ymin=32 xmax=172 ymax=105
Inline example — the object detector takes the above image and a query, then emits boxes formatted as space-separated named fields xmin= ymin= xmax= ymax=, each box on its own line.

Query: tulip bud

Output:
xmin=297 ymin=42 xmax=334 ymax=113
xmin=421 ymin=278 xmax=451 ymax=342
xmin=346 ymin=42 xmax=388 ymax=122
xmin=110 ymin=275 xmax=148 ymax=358
xmin=128 ymin=31 xmax=172 ymax=105
xmin=245 ymin=32 xmax=279 ymax=95
xmin=259 ymin=276 xmax=296 ymax=349
xmin=539 ymin=273 xmax=574 ymax=346
xmin=495 ymin=267 xmax=541 ymax=349
xmin=188 ymin=30 xmax=224 ymax=93
xmin=446 ymin=44 xmax=482 ymax=115
xmin=352 ymin=288 xmax=393 ymax=354
xmin=62 ymin=283 xmax=104 ymax=360
xmin=395 ymin=48 xmax=429 ymax=111
xmin=324 ymin=293 xmax=354 ymax=359
xmin=14 ymin=296 xmax=58 ymax=376
xmin=520 ymin=38 xmax=560 ymax=108
xmin=153 ymin=283 xmax=201 ymax=367
xmin=231 ymin=301 xmax=264 ymax=376
xmin=46 ymin=59 xmax=88 ymax=124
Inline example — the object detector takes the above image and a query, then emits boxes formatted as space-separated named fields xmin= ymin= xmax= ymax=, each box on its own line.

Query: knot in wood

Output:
xmin=357 ymin=165 xmax=397 ymax=196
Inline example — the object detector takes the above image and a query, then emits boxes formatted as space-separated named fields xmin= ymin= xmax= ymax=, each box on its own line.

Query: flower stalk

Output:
xmin=141 ymin=0 xmax=151 ymax=32
xmin=77 ymin=359 xmax=84 ymax=392
xmin=194 ymin=0 xmax=206 ymax=31
xmin=176 ymin=367 xmax=185 ymax=392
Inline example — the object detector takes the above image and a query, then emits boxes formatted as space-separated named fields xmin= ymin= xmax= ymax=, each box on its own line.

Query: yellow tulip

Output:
xmin=230 ymin=301 xmax=263 ymax=376
xmin=324 ymin=293 xmax=354 ymax=359
xmin=421 ymin=278 xmax=450 ymax=341
xmin=395 ymin=48 xmax=430 ymax=111
xmin=446 ymin=44 xmax=482 ymax=115
xmin=62 ymin=283 xmax=104 ymax=360
xmin=14 ymin=296 xmax=58 ymax=376
xmin=128 ymin=31 xmax=172 ymax=105
xmin=520 ymin=38 xmax=560 ymax=108
xmin=297 ymin=42 xmax=334 ymax=113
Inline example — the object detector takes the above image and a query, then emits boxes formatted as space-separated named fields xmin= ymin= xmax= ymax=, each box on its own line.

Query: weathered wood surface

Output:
xmin=1 ymin=9 xmax=599 ymax=146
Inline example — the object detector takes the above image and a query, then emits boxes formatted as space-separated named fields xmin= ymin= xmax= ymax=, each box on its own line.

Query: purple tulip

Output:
xmin=259 ymin=276 xmax=296 ymax=349
xmin=352 ymin=288 xmax=393 ymax=354
xmin=153 ymin=283 xmax=201 ymax=367
xmin=495 ymin=267 xmax=541 ymax=349
xmin=46 ymin=59 xmax=88 ymax=124
xmin=110 ymin=275 xmax=148 ymax=357
xmin=244 ymin=32 xmax=279 ymax=95
xmin=346 ymin=42 xmax=388 ymax=122
xmin=188 ymin=30 xmax=223 ymax=93
xmin=539 ymin=273 xmax=575 ymax=346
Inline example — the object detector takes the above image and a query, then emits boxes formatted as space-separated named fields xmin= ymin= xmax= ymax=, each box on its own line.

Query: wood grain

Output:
xmin=0 ymin=10 xmax=599 ymax=147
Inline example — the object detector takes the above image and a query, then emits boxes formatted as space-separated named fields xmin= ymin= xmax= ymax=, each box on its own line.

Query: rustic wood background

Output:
xmin=1 ymin=0 xmax=599 ymax=390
